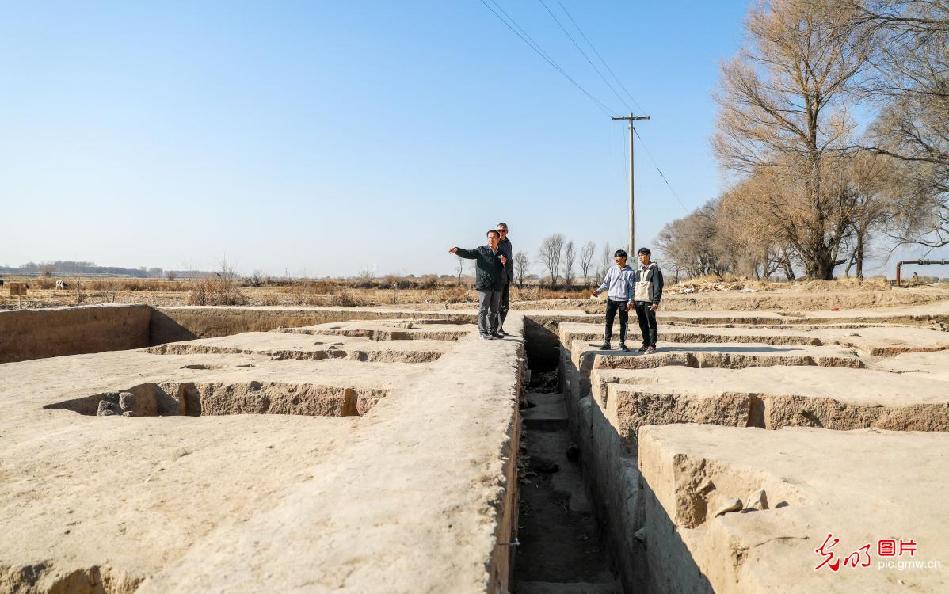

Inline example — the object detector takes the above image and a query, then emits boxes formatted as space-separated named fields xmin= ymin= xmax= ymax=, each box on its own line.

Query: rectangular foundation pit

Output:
xmin=275 ymin=319 xmax=476 ymax=341
xmin=573 ymin=340 xmax=864 ymax=371
xmin=556 ymin=315 xmax=949 ymax=593
xmin=146 ymin=331 xmax=452 ymax=363
xmin=1 ymin=308 xmax=525 ymax=594
xmin=44 ymin=381 xmax=389 ymax=418
xmin=6 ymin=300 xmax=949 ymax=593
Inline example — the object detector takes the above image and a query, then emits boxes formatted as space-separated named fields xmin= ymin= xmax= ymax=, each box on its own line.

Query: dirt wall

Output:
xmin=149 ymin=307 xmax=475 ymax=344
xmin=0 ymin=305 xmax=151 ymax=364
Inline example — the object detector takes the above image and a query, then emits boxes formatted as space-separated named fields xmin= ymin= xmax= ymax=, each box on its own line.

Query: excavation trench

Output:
xmin=512 ymin=327 xmax=622 ymax=593
xmin=44 ymin=381 xmax=387 ymax=418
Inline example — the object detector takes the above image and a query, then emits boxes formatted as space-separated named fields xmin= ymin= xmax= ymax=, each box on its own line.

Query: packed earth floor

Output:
xmin=1 ymin=291 xmax=948 ymax=593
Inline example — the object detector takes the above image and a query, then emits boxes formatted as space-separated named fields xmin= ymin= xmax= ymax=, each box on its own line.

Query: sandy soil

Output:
xmin=0 ymin=319 xmax=523 ymax=593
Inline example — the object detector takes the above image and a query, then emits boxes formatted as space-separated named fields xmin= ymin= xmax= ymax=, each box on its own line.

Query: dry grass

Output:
xmin=0 ymin=274 xmax=593 ymax=310
xmin=667 ymin=274 xmax=896 ymax=294
xmin=1 ymin=273 xmax=944 ymax=311
xmin=186 ymin=277 xmax=248 ymax=306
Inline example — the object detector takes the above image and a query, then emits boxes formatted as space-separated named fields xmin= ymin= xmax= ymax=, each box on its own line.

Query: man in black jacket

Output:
xmin=450 ymin=230 xmax=507 ymax=340
xmin=495 ymin=222 xmax=513 ymax=335
xmin=632 ymin=247 xmax=664 ymax=354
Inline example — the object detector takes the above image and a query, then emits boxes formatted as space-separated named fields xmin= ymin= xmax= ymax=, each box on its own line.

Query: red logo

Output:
xmin=815 ymin=534 xmax=918 ymax=571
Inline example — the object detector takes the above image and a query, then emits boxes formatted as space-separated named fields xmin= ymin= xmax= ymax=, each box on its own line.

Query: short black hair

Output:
xmin=614 ymin=249 xmax=628 ymax=258
xmin=638 ymin=247 xmax=651 ymax=255
xmin=486 ymin=229 xmax=500 ymax=238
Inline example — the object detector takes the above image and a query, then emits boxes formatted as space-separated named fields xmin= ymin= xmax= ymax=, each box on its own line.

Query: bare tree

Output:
xmin=578 ymin=241 xmax=595 ymax=284
xmin=537 ymin=234 xmax=565 ymax=287
xmin=856 ymin=0 xmax=949 ymax=247
xmin=714 ymin=0 xmax=876 ymax=278
xmin=844 ymin=151 xmax=896 ymax=278
xmin=596 ymin=242 xmax=612 ymax=281
xmin=455 ymin=257 xmax=466 ymax=286
xmin=563 ymin=241 xmax=577 ymax=286
xmin=656 ymin=200 xmax=734 ymax=278
xmin=718 ymin=172 xmax=799 ymax=279
xmin=514 ymin=252 xmax=530 ymax=289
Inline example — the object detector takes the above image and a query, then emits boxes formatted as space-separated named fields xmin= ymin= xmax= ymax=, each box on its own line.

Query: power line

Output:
xmin=556 ymin=1 xmax=646 ymax=114
xmin=478 ymin=0 xmax=614 ymax=114
xmin=478 ymin=0 xmax=691 ymax=215
xmin=536 ymin=0 xmax=630 ymax=112
xmin=553 ymin=2 xmax=689 ymax=213
xmin=633 ymin=127 xmax=690 ymax=212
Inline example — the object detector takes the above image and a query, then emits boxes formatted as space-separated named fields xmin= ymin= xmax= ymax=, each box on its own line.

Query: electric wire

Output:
xmin=536 ymin=0 xmax=630 ymax=114
xmin=478 ymin=0 xmax=615 ymax=115
xmin=479 ymin=0 xmax=691 ymax=214
xmin=633 ymin=127 xmax=690 ymax=212
xmin=551 ymin=1 xmax=689 ymax=212
xmin=556 ymin=1 xmax=647 ymax=115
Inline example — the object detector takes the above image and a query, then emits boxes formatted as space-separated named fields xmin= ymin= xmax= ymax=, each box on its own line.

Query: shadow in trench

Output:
xmin=512 ymin=364 xmax=622 ymax=593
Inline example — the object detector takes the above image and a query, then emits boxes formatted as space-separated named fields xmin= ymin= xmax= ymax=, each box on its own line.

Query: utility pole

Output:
xmin=611 ymin=113 xmax=650 ymax=256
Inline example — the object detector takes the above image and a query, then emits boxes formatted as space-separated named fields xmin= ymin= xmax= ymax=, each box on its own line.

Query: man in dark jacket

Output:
xmin=450 ymin=230 xmax=507 ymax=340
xmin=495 ymin=222 xmax=513 ymax=335
xmin=632 ymin=247 xmax=664 ymax=353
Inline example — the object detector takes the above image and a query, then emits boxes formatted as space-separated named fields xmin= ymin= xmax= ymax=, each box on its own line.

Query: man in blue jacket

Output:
xmin=591 ymin=249 xmax=635 ymax=351
xmin=450 ymin=230 xmax=508 ymax=340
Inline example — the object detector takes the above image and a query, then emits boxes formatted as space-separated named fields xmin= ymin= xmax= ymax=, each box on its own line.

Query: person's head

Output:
xmin=486 ymin=229 xmax=500 ymax=249
xmin=496 ymin=222 xmax=509 ymax=240
xmin=614 ymin=249 xmax=628 ymax=267
xmin=637 ymin=247 xmax=651 ymax=265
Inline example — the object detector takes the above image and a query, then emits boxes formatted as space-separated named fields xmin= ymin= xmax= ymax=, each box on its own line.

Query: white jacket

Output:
xmin=596 ymin=264 xmax=635 ymax=301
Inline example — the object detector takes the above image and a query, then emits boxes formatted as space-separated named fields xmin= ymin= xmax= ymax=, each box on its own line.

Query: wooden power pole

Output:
xmin=611 ymin=113 xmax=650 ymax=256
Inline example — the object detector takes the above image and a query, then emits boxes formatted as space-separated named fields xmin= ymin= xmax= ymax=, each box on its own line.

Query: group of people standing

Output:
xmin=449 ymin=226 xmax=663 ymax=351
xmin=592 ymin=247 xmax=663 ymax=353
xmin=449 ymin=222 xmax=513 ymax=340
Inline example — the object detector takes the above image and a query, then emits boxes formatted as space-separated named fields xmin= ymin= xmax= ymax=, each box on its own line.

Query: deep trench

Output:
xmin=513 ymin=321 xmax=622 ymax=593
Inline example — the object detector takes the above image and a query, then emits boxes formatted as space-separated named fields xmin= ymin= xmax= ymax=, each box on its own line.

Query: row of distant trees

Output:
xmin=521 ymin=235 xmax=620 ymax=288
xmin=452 ymin=234 xmax=619 ymax=289
xmin=0 ymin=261 xmax=219 ymax=280
xmin=657 ymin=0 xmax=947 ymax=281
xmin=1 ymin=261 xmax=165 ymax=278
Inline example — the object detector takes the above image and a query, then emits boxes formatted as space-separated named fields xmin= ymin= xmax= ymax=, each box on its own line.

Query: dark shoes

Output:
xmin=638 ymin=345 xmax=649 ymax=353
xmin=480 ymin=334 xmax=494 ymax=341
xmin=645 ymin=346 xmax=657 ymax=354
xmin=619 ymin=343 xmax=629 ymax=351
xmin=598 ymin=343 xmax=611 ymax=350
xmin=491 ymin=332 xmax=504 ymax=339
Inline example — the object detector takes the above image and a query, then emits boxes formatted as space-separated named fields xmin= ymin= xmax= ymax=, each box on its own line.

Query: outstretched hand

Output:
xmin=449 ymin=247 xmax=458 ymax=254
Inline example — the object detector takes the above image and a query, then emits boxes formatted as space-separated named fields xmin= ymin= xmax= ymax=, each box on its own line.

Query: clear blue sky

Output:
xmin=2 ymin=1 xmax=755 ymax=276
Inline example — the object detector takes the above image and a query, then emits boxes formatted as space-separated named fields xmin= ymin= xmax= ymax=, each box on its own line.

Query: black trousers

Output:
xmin=497 ymin=282 xmax=510 ymax=329
xmin=604 ymin=299 xmax=628 ymax=344
xmin=634 ymin=301 xmax=658 ymax=347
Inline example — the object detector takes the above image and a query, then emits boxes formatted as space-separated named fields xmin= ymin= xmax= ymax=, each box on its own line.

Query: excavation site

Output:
xmin=1 ymin=290 xmax=948 ymax=594
xmin=5 ymin=0 xmax=949 ymax=590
